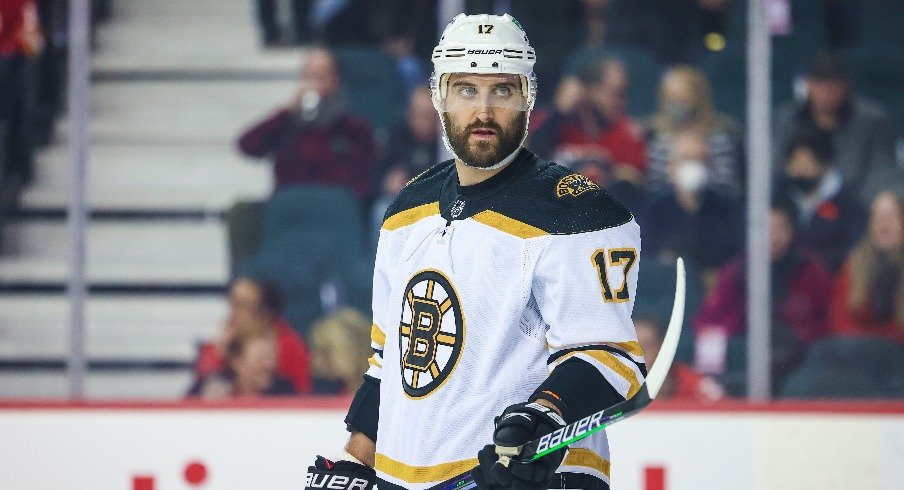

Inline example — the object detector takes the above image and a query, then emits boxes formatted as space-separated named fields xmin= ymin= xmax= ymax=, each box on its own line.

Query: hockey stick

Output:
xmin=428 ymin=257 xmax=686 ymax=490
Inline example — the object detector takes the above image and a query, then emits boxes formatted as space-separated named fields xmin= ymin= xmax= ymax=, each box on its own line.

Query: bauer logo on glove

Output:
xmin=305 ymin=456 xmax=375 ymax=490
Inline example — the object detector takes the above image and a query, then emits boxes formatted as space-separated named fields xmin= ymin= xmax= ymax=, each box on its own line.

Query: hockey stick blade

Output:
xmin=428 ymin=258 xmax=686 ymax=490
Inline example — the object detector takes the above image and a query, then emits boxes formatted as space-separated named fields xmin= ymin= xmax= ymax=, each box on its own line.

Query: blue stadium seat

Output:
xmin=248 ymin=185 xmax=372 ymax=337
xmin=634 ymin=256 xmax=704 ymax=364
xmin=335 ymin=46 xmax=406 ymax=142
xmin=780 ymin=336 xmax=904 ymax=399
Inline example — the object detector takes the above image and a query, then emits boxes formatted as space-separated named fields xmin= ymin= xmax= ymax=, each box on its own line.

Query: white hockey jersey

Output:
xmin=363 ymin=149 xmax=645 ymax=489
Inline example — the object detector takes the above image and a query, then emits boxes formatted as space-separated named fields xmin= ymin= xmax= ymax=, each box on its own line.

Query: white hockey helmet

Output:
xmin=431 ymin=13 xmax=537 ymax=113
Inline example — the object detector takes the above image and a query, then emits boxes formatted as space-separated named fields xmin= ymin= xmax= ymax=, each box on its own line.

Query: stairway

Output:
xmin=0 ymin=0 xmax=302 ymax=398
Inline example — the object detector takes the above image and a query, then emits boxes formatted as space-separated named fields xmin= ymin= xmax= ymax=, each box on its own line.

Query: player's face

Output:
xmin=441 ymin=73 xmax=528 ymax=168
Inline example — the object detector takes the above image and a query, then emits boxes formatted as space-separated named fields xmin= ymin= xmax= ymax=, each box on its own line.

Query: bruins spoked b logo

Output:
xmin=399 ymin=270 xmax=465 ymax=398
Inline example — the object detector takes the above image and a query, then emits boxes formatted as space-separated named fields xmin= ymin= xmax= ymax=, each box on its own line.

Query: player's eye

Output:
xmin=456 ymin=85 xmax=477 ymax=98
xmin=493 ymin=85 xmax=513 ymax=97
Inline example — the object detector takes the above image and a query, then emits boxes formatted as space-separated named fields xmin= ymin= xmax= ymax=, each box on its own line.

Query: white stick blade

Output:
xmin=644 ymin=257 xmax=686 ymax=399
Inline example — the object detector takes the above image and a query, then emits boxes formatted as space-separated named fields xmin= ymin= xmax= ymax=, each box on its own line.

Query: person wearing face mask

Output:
xmin=774 ymin=130 xmax=865 ymax=272
xmin=639 ymin=129 xmax=741 ymax=279
xmin=643 ymin=65 xmax=743 ymax=197
xmin=773 ymin=53 xmax=901 ymax=206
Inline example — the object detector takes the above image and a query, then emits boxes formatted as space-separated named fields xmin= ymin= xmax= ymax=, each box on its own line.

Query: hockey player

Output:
xmin=305 ymin=13 xmax=644 ymax=490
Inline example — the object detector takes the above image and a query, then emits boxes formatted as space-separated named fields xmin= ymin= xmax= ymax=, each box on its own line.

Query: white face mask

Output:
xmin=675 ymin=159 xmax=708 ymax=194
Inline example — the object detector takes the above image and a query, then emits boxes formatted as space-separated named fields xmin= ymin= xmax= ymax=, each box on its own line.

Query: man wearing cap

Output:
xmin=773 ymin=52 xmax=900 ymax=205
xmin=304 ymin=14 xmax=644 ymax=490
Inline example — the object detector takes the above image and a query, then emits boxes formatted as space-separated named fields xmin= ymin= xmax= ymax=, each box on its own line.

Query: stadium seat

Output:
xmin=843 ymin=49 xmax=904 ymax=132
xmin=247 ymin=185 xmax=371 ymax=337
xmin=856 ymin=0 xmax=904 ymax=50
xmin=225 ymin=199 xmax=265 ymax=276
xmin=697 ymin=50 xmax=747 ymax=131
xmin=335 ymin=46 xmax=406 ymax=142
xmin=634 ymin=255 xmax=705 ymax=364
xmin=779 ymin=336 xmax=904 ymax=399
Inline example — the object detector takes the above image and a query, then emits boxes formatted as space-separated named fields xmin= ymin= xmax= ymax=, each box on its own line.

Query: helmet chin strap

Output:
xmin=441 ymin=111 xmax=531 ymax=171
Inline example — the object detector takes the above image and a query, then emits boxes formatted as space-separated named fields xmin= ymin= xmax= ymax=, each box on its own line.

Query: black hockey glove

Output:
xmin=472 ymin=402 xmax=567 ymax=490
xmin=305 ymin=455 xmax=376 ymax=490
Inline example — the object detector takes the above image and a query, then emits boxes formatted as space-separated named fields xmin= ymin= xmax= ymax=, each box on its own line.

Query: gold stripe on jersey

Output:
xmin=375 ymin=453 xmax=479 ymax=484
xmin=368 ymin=355 xmax=382 ymax=368
xmin=562 ymin=448 xmax=611 ymax=478
xmin=606 ymin=341 xmax=644 ymax=357
xmin=371 ymin=323 xmax=386 ymax=347
xmin=472 ymin=210 xmax=548 ymax=239
xmin=383 ymin=202 xmax=440 ymax=231
xmin=556 ymin=350 xmax=642 ymax=398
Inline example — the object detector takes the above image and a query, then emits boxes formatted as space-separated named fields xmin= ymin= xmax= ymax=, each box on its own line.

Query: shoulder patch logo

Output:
xmin=399 ymin=270 xmax=465 ymax=399
xmin=555 ymin=174 xmax=600 ymax=198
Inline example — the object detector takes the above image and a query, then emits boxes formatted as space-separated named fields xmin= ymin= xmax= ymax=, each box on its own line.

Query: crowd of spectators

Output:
xmin=211 ymin=0 xmax=904 ymax=401
xmin=8 ymin=1 xmax=894 ymax=399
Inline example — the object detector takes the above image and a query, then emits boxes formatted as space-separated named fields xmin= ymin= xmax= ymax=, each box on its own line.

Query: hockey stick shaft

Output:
xmin=428 ymin=258 xmax=686 ymax=490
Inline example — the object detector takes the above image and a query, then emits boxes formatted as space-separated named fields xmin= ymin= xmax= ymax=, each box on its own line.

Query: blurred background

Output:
xmin=1 ymin=0 xmax=903 ymax=487
xmin=0 ymin=0 xmax=904 ymax=490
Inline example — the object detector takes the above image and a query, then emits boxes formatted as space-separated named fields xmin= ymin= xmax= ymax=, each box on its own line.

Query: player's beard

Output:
xmin=442 ymin=111 xmax=528 ymax=169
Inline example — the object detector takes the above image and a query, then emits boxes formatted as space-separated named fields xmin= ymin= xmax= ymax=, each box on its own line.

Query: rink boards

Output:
xmin=0 ymin=399 xmax=902 ymax=489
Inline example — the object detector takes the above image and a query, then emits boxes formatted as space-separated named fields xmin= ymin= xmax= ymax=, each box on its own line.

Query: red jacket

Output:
xmin=555 ymin=114 xmax=648 ymax=172
xmin=237 ymin=108 xmax=376 ymax=201
xmin=830 ymin=260 xmax=904 ymax=345
xmin=668 ymin=363 xmax=725 ymax=402
xmin=0 ymin=0 xmax=39 ymax=57
xmin=694 ymin=250 xmax=833 ymax=344
xmin=195 ymin=317 xmax=313 ymax=393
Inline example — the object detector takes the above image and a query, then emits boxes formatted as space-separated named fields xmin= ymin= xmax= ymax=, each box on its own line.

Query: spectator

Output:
xmin=774 ymin=52 xmax=901 ymax=205
xmin=531 ymin=58 xmax=647 ymax=186
xmin=635 ymin=316 xmax=724 ymax=402
xmin=195 ymin=277 xmax=313 ymax=393
xmin=371 ymin=86 xmax=439 ymax=246
xmin=237 ymin=47 xmax=377 ymax=203
xmin=0 ymin=0 xmax=44 ymax=208
xmin=188 ymin=323 xmax=297 ymax=399
xmin=830 ymin=192 xmax=904 ymax=346
xmin=638 ymin=129 xmax=742 ymax=276
xmin=644 ymin=65 xmax=744 ymax=196
xmin=775 ymin=130 xmax=865 ymax=271
xmin=693 ymin=203 xmax=834 ymax=393
xmin=309 ymin=308 xmax=372 ymax=394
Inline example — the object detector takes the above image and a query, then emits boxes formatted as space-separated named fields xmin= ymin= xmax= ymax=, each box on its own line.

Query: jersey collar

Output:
xmin=441 ymin=148 xmax=537 ymax=221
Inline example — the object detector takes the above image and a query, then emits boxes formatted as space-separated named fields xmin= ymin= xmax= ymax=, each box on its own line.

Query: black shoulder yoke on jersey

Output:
xmin=382 ymin=160 xmax=455 ymax=223
xmin=382 ymin=148 xmax=633 ymax=235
